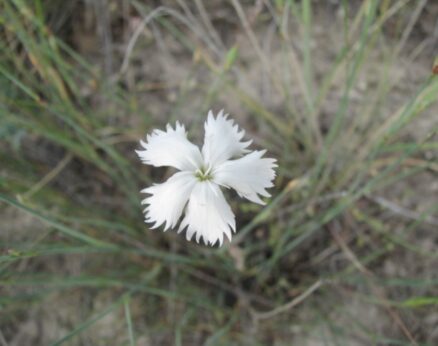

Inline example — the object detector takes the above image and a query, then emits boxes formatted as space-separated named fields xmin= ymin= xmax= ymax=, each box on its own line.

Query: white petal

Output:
xmin=213 ymin=150 xmax=277 ymax=205
xmin=202 ymin=110 xmax=251 ymax=167
xmin=179 ymin=181 xmax=235 ymax=246
xmin=141 ymin=171 xmax=197 ymax=230
xmin=136 ymin=122 xmax=203 ymax=171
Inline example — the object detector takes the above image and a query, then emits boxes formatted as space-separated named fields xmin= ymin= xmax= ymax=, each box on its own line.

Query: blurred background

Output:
xmin=1 ymin=0 xmax=437 ymax=345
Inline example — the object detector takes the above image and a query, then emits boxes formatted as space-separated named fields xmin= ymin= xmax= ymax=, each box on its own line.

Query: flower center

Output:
xmin=195 ymin=167 xmax=213 ymax=181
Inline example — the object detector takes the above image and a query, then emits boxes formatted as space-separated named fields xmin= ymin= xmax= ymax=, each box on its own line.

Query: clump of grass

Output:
xmin=1 ymin=0 xmax=437 ymax=345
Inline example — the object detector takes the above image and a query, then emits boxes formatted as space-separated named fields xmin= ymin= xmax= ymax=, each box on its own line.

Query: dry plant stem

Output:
xmin=368 ymin=195 xmax=438 ymax=227
xmin=330 ymin=228 xmax=418 ymax=345
xmin=279 ymin=2 xmax=322 ymax=148
xmin=277 ymin=191 xmax=348 ymax=220
xmin=394 ymin=0 xmax=428 ymax=57
xmin=174 ymin=0 xmax=221 ymax=55
xmin=120 ymin=6 xmax=211 ymax=76
xmin=183 ymin=268 xmax=274 ymax=308
xmin=311 ymin=0 xmax=411 ymax=124
xmin=93 ymin=0 xmax=113 ymax=76
xmin=230 ymin=0 xmax=285 ymax=100
xmin=343 ymin=0 xmax=428 ymax=154
xmin=371 ymin=156 xmax=438 ymax=174
xmin=252 ymin=280 xmax=323 ymax=321
xmin=175 ymin=0 xmax=221 ymax=56
xmin=115 ymin=233 xmax=273 ymax=308
xmin=120 ymin=3 xmax=222 ymax=78
xmin=229 ymin=0 xmax=266 ymax=69
xmin=23 ymin=153 xmax=73 ymax=199
xmin=119 ymin=6 xmax=167 ymax=76
xmin=193 ymin=0 xmax=224 ymax=50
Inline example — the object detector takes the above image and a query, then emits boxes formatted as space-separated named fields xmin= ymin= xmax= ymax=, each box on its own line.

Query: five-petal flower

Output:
xmin=136 ymin=110 xmax=277 ymax=246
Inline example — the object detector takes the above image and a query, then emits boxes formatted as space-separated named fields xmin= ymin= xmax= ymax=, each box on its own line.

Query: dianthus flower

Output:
xmin=136 ymin=110 xmax=276 ymax=246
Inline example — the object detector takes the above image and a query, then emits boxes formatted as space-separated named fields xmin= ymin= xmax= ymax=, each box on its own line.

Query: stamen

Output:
xmin=195 ymin=167 xmax=213 ymax=181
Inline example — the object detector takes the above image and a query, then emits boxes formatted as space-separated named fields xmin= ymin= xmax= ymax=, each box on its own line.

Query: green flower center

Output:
xmin=195 ymin=167 xmax=213 ymax=181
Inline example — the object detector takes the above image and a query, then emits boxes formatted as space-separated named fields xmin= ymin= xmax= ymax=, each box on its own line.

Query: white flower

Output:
xmin=136 ymin=110 xmax=277 ymax=246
